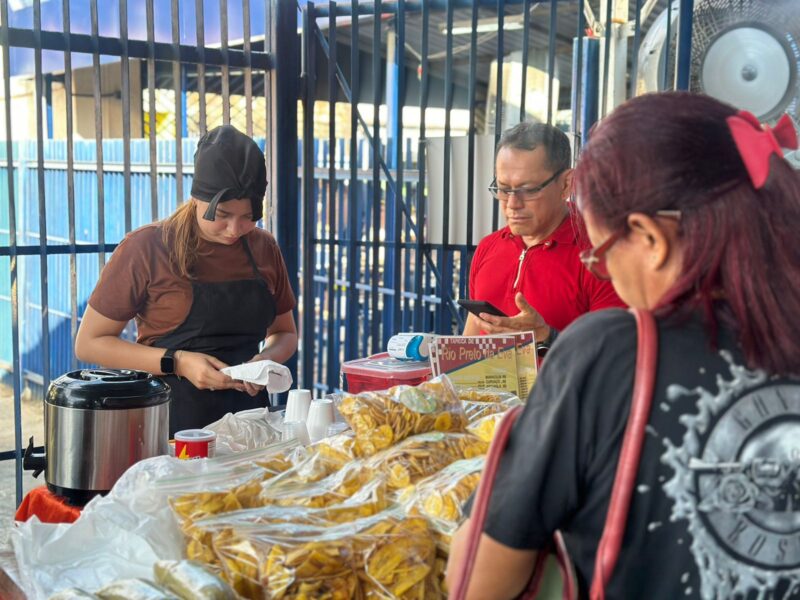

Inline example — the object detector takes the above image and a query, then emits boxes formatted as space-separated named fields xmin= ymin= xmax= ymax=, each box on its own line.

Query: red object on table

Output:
xmin=341 ymin=352 xmax=432 ymax=393
xmin=15 ymin=485 xmax=82 ymax=524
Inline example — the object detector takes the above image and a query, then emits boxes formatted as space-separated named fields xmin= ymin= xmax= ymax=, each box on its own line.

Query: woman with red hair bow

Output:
xmin=447 ymin=93 xmax=800 ymax=599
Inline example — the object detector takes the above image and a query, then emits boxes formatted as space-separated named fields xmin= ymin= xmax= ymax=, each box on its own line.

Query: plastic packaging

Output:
xmin=281 ymin=420 xmax=310 ymax=445
xmin=13 ymin=441 xmax=299 ymax=600
xmin=185 ymin=478 xmax=390 ymax=568
xmin=95 ymin=578 xmax=177 ymax=600
xmin=365 ymin=432 xmax=488 ymax=491
xmin=203 ymin=407 xmax=283 ymax=454
xmin=48 ymin=590 xmax=100 ymax=600
xmin=257 ymin=459 xmax=374 ymax=509
xmin=387 ymin=333 xmax=434 ymax=361
xmin=466 ymin=411 xmax=508 ymax=442
xmin=401 ymin=457 xmax=485 ymax=548
xmin=211 ymin=510 xmax=442 ymax=599
xmin=338 ymin=376 xmax=468 ymax=457
xmin=168 ymin=444 xmax=303 ymax=534
xmin=456 ymin=387 xmax=521 ymax=404
xmin=461 ymin=399 xmax=519 ymax=424
xmin=153 ymin=560 xmax=236 ymax=600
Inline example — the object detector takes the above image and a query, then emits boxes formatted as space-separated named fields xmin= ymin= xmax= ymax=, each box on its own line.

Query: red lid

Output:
xmin=341 ymin=352 xmax=432 ymax=379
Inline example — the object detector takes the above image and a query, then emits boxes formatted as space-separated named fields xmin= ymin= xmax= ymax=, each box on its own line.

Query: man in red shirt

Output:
xmin=464 ymin=122 xmax=624 ymax=347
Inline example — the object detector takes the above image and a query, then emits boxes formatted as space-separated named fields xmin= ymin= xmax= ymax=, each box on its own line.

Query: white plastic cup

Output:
xmin=324 ymin=393 xmax=346 ymax=423
xmin=282 ymin=420 xmax=311 ymax=445
xmin=306 ymin=399 xmax=335 ymax=442
xmin=285 ymin=389 xmax=312 ymax=422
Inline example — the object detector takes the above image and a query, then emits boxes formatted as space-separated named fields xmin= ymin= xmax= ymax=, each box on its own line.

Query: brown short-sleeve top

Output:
xmin=89 ymin=223 xmax=297 ymax=346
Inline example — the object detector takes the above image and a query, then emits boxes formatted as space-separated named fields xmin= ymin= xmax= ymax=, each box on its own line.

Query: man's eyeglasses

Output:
xmin=488 ymin=168 xmax=566 ymax=202
xmin=579 ymin=210 xmax=682 ymax=280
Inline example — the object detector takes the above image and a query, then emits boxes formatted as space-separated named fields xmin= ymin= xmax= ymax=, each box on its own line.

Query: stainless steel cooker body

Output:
xmin=45 ymin=400 xmax=169 ymax=492
xmin=24 ymin=368 xmax=171 ymax=505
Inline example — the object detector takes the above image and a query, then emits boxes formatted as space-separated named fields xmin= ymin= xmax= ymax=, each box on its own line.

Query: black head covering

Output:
xmin=191 ymin=125 xmax=267 ymax=221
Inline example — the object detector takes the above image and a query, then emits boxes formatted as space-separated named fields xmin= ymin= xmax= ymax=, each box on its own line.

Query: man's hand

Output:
xmin=175 ymin=351 xmax=244 ymax=392
xmin=473 ymin=292 xmax=551 ymax=342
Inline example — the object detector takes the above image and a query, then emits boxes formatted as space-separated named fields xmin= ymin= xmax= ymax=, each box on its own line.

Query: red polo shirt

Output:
xmin=468 ymin=216 xmax=625 ymax=332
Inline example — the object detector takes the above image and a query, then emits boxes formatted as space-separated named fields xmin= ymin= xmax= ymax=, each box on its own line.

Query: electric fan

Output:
xmin=637 ymin=0 xmax=800 ymax=123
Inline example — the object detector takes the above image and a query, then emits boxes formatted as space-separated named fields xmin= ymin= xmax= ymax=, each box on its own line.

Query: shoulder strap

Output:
xmin=589 ymin=308 xmax=659 ymax=600
xmin=450 ymin=309 xmax=658 ymax=600
xmin=239 ymin=235 xmax=262 ymax=280
xmin=449 ymin=403 xmax=524 ymax=600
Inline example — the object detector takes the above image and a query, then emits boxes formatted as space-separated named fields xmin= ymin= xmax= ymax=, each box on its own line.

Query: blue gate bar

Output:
xmin=519 ymin=0 xmax=532 ymax=120
xmin=413 ymin=0 xmax=429 ymax=333
xmin=195 ymin=0 xmax=207 ymax=133
xmin=675 ymin=0 xmax=695 ymax=90
xmin=301 ymin=2 xmax=317 ymax=388
xmin=325 ymin=0 xmax=338 ymax=390
xmin=664 ymin=0 xmax=673 ymax=89
xmin=220 ymin=0 xmax=230 ymax=125
xmin=344 ymin=0 xmax=360 ymax=362
xmin=172 ymin=0 xmax=184 ymax=204
xmin=33 ymin=0 xmax=51 ymax=404
xmin=1 ymin=0 xmax=24 ymax=507
xmin=120 ymin=0 xmax=133 ymax=234
xmin=146 ymin=0 xmax=158 ymax=221
xmin=466 ymin=0 xmax=479 ymax=253
xmin=243 ymin=0 xmax=254 ymax=136
xmin=65 ymin=0 xmax=78 ymax=371
xmin=369 ymin=0 xmax=381 ymax=354
xmin=547 ymin=0 xmax=557 ymax=125
xmin=270 ymin=0 xmax=300 ymax=398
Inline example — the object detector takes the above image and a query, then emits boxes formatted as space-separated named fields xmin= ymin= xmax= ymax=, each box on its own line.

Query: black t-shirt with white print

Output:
xmin=481 ymin=308 xmax=800 ymax=599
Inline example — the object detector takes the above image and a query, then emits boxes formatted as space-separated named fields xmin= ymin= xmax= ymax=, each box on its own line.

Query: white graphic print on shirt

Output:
xmin=661 ymin=351 xmax=800 ymax=599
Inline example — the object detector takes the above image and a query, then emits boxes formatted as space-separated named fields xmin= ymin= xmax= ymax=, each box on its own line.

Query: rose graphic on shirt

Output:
xmin=699 ymin=473 xmax=760 ymax=514
xmin=661 ymin=353 xmax=800 ymax=599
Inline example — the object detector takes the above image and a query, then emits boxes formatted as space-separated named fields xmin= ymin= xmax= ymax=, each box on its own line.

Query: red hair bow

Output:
xmin=726 ymin=110 xmax=798 ymax=189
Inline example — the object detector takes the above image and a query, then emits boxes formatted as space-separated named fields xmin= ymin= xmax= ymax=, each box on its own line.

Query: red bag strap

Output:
xmin=451 ymin=309 xmax=658 ymax=600
xmin=449 ymin=403 xmax=525 ymax=600
xmin=589 ymin=308 xmax=658 ymax=600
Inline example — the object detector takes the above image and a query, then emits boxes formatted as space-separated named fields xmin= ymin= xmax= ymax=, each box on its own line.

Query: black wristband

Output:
xmin=160 ymin=348 xmax=178 ymax=375
xmin=535 ymin=327 xmax=558 ymax=358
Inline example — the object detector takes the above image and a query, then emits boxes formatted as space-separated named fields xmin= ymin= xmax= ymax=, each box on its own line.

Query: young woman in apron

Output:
xmin=76 ymin=125 xmax=298 ymax=435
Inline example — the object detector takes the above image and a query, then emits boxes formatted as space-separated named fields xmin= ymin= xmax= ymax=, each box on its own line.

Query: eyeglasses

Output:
xmin=579 ymin=210 xmax=682 ymax=280
xmin=488 ymin=169 xmax=566 ymax=202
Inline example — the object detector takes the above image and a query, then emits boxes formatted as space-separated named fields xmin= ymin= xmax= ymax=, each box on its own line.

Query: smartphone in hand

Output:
xmin=457 ymin=299 xmax=508 ymax=318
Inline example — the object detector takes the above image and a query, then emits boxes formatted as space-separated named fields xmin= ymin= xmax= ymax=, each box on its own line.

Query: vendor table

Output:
xmin=14 ymin=485 xmax=82 ymax=524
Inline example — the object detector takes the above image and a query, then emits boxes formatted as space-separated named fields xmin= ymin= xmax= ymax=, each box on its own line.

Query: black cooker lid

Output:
xmin=47 ymin=369 xmax=171 ymax=410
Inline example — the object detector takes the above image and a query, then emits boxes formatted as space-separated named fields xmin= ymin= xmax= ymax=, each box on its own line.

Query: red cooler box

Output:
xmin=340 ymin=352 xmax=432 ymax=393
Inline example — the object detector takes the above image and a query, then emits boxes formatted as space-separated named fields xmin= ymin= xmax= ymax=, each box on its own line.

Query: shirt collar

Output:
xmin=499 ymin=215 xmax=578 ymax=248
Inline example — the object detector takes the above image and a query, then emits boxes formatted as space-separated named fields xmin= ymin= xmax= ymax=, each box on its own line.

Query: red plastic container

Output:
xmin=340 ymin=352 xmax=432 ymax=393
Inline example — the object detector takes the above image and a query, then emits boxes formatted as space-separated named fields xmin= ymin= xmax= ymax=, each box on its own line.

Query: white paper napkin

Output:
xmin=221 ymin=360 xmax=293 ymax=392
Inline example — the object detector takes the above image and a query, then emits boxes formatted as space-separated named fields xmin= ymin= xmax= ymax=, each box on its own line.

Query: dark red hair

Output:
xmin=574 ymin=92 xmax=800 ymax=376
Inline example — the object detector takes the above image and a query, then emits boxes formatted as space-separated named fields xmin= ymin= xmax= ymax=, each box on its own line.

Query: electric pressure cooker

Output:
xmin=23 ymin=369 xmax=171 ymax=505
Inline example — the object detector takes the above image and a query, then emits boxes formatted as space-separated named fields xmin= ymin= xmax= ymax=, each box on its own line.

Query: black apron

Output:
xmin=153 ymin=238 xmax=277 ymax=436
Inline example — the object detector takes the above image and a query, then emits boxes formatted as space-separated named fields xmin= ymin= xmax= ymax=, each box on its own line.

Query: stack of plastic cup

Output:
xmin=282 ymin=420 xmax=311 ymax=445
xmin=285 ymin=389 xmax=312 ymax=422
xmin=306 ymin=399 xmax=335 ymax=443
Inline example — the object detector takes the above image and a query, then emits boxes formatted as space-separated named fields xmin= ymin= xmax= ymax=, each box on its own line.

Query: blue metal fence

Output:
xmin=0 ymin=137 xmax=216 ymax=386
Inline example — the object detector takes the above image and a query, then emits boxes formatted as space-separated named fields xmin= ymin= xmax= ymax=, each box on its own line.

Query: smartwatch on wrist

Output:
xmin=160 ymin=348 xmax=178 ymax=375
xmin=535 ymin=327 xmax=558 ymax=358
